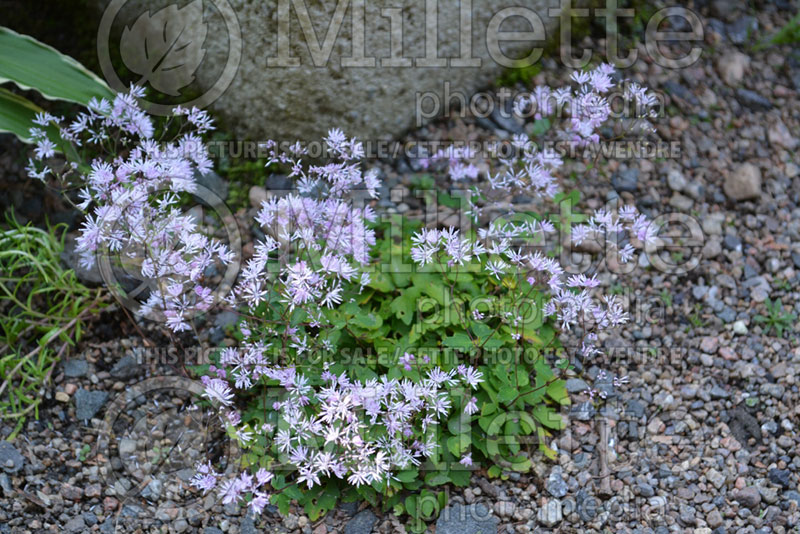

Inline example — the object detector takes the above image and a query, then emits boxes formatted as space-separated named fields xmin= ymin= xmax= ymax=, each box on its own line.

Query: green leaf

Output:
xmin=510 ymin=456 xmax=532 ymax=472
xmin=395 ymin=469 xmax=419 ymax=483
xmin=531 ymin=118 xmax=551 ymax=137
xmin=546 ymin=379 xmax=570 ymax=406
xmin=390 ymin=261 xmax=412 ymax=288
xmin=448 ymin=468 xmax=471 ymax=487
xmin=442 ymin=332 xmax=473 ymax=350
xmin=532 ymin=405 xmax=565 ymax=430
xmin=404 ymin=495 xmax=417 ymax=517
xmin=368 ymin=271 xmax=395 ymax=292
xmin=424 ymin=472 xmax=450 ymax=487
xmin=0 ymin=26 xmax=114 ymax=105
xmin=447 ymin=436 xmax=462 ymax=457
xmin=497 ymin=386 xmax=517 ymax=405
xmin=420 ymin=495 xmax=436 ymax=517
xmin=271 ymin=492 xmax=291 ymax=516
xmin=282 ymin=484 xmax=304 ymax=501
xmin=390 ymin=290 xmax=419 ymax=326
xmin=350 ymin=311 xmax=383 ymax=330
xmin=438 ymin=190 xmax=462 ymax=210
xmin=0 ymin=88 xmax=55 ymax=144
xmin=487 ymin=465 xmax=503 ymax=478
xmin=521 ymin=388 xmax=546 ymax=406
xmin=446 ymin=433 xmax=471 ymax=458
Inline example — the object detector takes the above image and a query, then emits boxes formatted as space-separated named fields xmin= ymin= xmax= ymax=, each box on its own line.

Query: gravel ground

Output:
xmin=1 ymin=1 xmax=800 ymax=533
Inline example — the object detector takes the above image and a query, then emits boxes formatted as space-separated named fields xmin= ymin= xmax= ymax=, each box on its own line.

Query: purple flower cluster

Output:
xmin=25 ymin=66 xmax=658 ymax=516
xmin=192 ymin=360 xmax=482 ymax=509
xmin=232 ymin=132 xmax=377 ymax=315
xmin=466 ymin=64 xmax=658 ymax=217
xmin=26 ymin=88 xmax=234 ymax=330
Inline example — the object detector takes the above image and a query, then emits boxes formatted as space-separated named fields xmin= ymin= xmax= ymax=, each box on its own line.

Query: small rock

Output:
xmin=717 ymin=307 xmax=736 ymax=323
xmin=693 ymin=285 xmax=709 ymax=300
xmin=710 ymin=385 xmax=729 ymax=399
xmin=493 ymin=501 xmax=515 ymax=518
xmin=611 ymin=168 xmax=639 ymax=193
xmin=784 ymin=490 xmax=800 ymax=506
xmin=103 ymin=496 xmax=119 ymax=511
xmin=667 ymin=168 xmax=687 ymax=192
xmin=63 ymin=359 xmax=89 ymax=378
xmin=724 ymin=163 xmax=761 ymax=201
xmin=732 ymin=321 xmax=748 ymax=335
xmin=249 ymin=185 xmax=268 ymax=207
xmin=55 ymin=391 xmax=71 ymax=403
xmin=702 ymin=213 xmax=726 ymax=236
xmin=570 ymin=401 xmax=596 ymax=421
xmin=141 ymin=478 xmax=163 ymax=501
xmin=664 ymin=80 xmax=700 ymax=105
xmin=734 ymin=486 xmax=761 ymax=509
xmin=706 ymin=469 xmax=726 ymax=489
xmin=538 ymin=499 xmax=563 ymax=527
xmin=240 ymin=514 xmax=257 ymax=534
xmin=717 ymin=52 xmax=750 ymax=86
xmin=638 ymin=483 xmax=655 ymax=497
xmin=110 ymin=355 xmax=139 ymax=380
xmin=707 ymin=509 xmax=723 ymax=528
xmin=118 ymin=438 xmax=137 ymax=456
xmin=759 ymin=485 xmax=779 ymax=504
xmin=768 ymin=120 xmax=798 ymax=150
xmin=626 ymin=399 xmax=646 ymax=419
xmin=700 ymin=337 xmax=719 ymax=354
xmin=670 ymin=193 xmax=694 ymax=211
xmin=703 ymin=239 xmax=722 ymax=259
xmin=679 ymin=503 xmax=697 ymax=525
xmin=195 ymin=169 xmax=228 ymax=200
xmin=723 ymin=234 xmax=742 ymax=251
xmin=64 ymin=516 xmax=86 ymax=533
xmin=74 ymin=389 xmax=108 ymax=420
xmin=0 ymin=442 xmax=25 ymax=474
xmin=61 ymin=484 xmax=84 ymax=501
xmin=0 ymin=473 xmax=12 ymax=495
xmin=437 ymin=503 xmax=499 ymax=534
xmin=546 ymin=466 xmax=568 ymax=498
xmin=283 ymin=514 xmax=299 ymax=530
xmin=345 ymin=509 xmax=378 ymax=534
xmin=648 ymin=418 xmax=665 ymax=435
xmin=768 ymin=468 xmax=791 ymax=488
xmin=566 ymin=378 xmax=589 ymax=393
xmin=85 ymin=483 xmax=102 ymax=498
xmin=735 ymin=88 xmax=772 ymax=110
xmin=727 ymin=15 xmax=758 ymax=44
xmin=760 ymin=383 xmax=785 ymax=399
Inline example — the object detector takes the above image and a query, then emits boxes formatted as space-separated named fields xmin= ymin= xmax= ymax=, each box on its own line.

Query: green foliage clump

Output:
xmin=0 ymin=216 xmax=105 ymax=436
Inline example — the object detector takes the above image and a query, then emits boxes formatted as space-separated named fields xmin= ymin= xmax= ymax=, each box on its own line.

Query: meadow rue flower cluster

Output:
xmin=427 ymin=64 xmax=659 ymax=219
xmin=231 ymin=130 xmax=378 ymax=315
xmin=26 ymin=66 xmax=659 ymax=521
xmin=420 ymin=145 xmax=480 ymax=182
xmin=189 ymin=69 xmax=657 ymax=510
xmin=407 ymin=203 xmax=654 ymax=362
xmin=192 ymin=361 xmax=483 ymax=510
xmin=26 ymin=88 xmax=234 ymax=329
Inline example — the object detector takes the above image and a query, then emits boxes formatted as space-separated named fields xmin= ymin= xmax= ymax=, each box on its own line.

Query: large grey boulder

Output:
xmin=98 ymin=0 xmax=560 ymax=142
